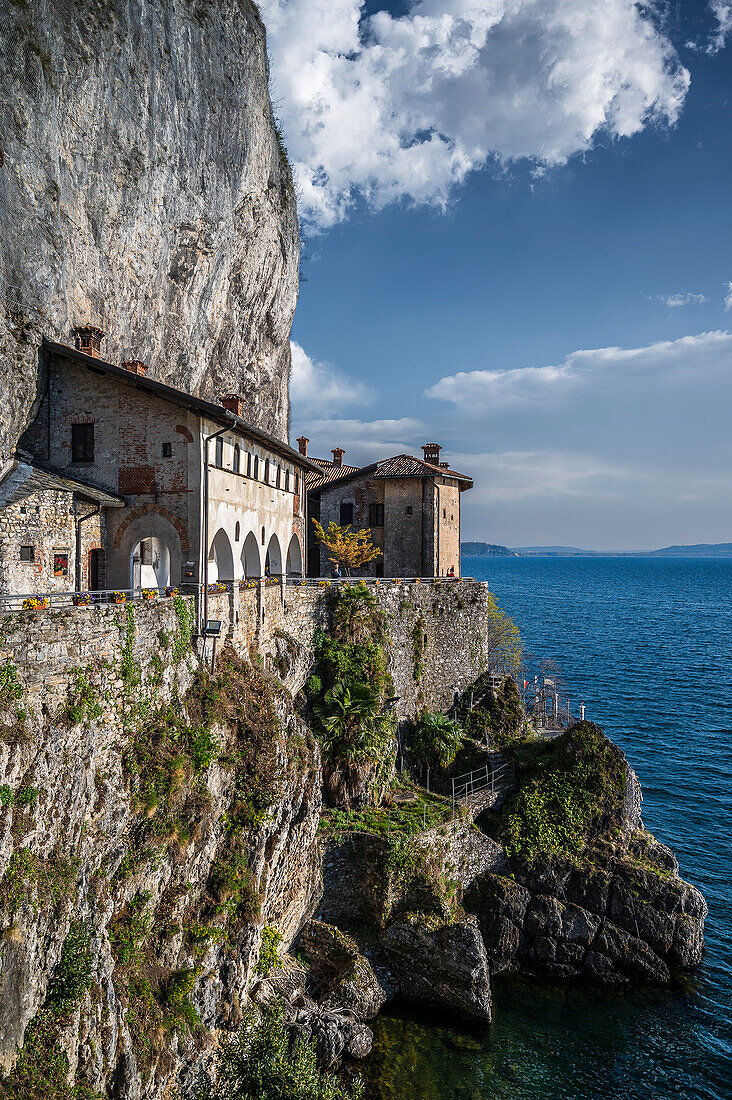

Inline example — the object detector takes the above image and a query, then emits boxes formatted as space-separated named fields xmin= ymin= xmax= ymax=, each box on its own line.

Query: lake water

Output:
xmin=364 ymin=557 xmax=731 ymax=1100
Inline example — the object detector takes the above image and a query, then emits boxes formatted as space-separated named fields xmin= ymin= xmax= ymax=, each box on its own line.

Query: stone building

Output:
xmin=301 ymin=439 xmax=472 ymax=578
xmin=0 ymin=327 xmax=318 ymax=596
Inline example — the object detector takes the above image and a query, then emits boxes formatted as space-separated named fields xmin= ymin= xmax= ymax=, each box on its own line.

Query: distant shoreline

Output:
xmin=462 ymin=541 xmax=732 ymax=559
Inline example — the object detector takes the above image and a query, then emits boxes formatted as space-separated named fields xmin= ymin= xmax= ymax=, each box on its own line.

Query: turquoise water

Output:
xmin=364 ymin=557 xmax=731 ymax=1099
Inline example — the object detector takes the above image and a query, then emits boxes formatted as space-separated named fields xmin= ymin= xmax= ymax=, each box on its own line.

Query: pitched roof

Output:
xmin=0 ymin=458 xmax=126 ymax=509
xmin=306 ymin=455 xmax=362 ymax=489
xmin=42 ymin=338 xmax=322 ymax=474
xmin=307 ymin=453 xmax=472 ymax=493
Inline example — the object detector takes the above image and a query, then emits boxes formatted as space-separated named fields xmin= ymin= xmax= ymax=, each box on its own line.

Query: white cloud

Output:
xmin=724 ymin=282 xmax=732 ymax=310
xmin=260 ymin=0 xmax=689 ymax=228
xmin=425 ymin=330 xmax=732 ymax=412
xmin=449 ymin=449 xmax=630 ymax=503
xmin=290 ymin=341 xmax=374 ymax=417
xmin=290 ymin=415 xmax=426 ymax=467
xmin=709 ymin=2 xmax=732 ymax=52
xmin=657 ymin=292 xmax=707 ymax=307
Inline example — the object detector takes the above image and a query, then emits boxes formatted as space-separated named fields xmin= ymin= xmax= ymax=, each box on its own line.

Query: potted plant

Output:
xmin=22 ymin=596 xmax=49 ymax=611
xmin=72 ymin=591 xmax=91 ymax=607
xmin=110 ymin=591 xmax=126 ymax=605
xmin=142 ymin=588 xmax=157 ymax=602
xmin=165 ymin=585 xmax=179 ymax=598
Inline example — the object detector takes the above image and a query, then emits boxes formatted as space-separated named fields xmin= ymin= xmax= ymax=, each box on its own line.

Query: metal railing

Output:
xmin=285 ymin=576 xmax=473 ymax=587
xmin=451 ymin=756 xmax=513 ymax=815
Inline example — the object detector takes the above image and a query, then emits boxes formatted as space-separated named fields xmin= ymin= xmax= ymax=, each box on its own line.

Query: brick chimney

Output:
xmin=74 ymin=324 xmax=105 ymax=358
xmin=297 ymin=436 xmax=309 ymax=457
xmin=220 ymin=393 xmax=244 ymax=417
xmin=122 ymin=359 xmax=148 ymax=376
xmin=422 ymin=442 xmax=441 ymax=466
xmin=331 ymin=447 xmax=344 ymax=468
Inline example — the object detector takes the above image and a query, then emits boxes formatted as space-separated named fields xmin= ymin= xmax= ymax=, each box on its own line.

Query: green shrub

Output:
xmin=256 ymin=925 xmax=282 ymax=976
xmin=193 ymin=1005 xmax=364 ymax=1100
xmin=0 ymin=661 xmax=23 ymax=707
xmin=410 ymin=713 xmax=464 ymax=769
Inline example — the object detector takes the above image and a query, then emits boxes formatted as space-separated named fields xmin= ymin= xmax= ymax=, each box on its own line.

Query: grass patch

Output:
xmin=319 ymin=783 xmax=451 ymax=837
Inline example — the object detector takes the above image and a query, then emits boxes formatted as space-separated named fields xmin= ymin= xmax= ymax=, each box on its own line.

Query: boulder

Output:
xmin=379 ymin=912 xmax=492 ymax=1022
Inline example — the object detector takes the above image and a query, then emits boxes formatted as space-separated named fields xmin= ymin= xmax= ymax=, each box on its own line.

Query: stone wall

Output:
xmin=0 ymin=489 xmax=105 ymax=595
xmin=205 ymin=579 xmax=492 ymax=716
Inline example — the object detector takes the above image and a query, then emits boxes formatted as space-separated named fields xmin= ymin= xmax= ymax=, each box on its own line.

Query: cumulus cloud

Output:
xmin=290 ymin=341 xmax=374 ymax=418
xmin=724 ymin=282 xmax=732 ymax=310
xmin=709 ymin=1 xmax=732 ymax=52
xmin=260 ymin=0 xmax=689 ymax=227
xmin=289 ymin=415 xmax=426 ymax=467
xmin=657 ymin=292 xmax=707 ymax=307
xmin=425 ymin=331 xmax=732 ymax=413
xmin=448 ymin=449 xmax=630 ymax=504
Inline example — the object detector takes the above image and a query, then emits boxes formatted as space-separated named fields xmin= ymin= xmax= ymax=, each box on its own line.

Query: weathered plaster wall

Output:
xmin=0 ymin=0 xmax=299 ymax=465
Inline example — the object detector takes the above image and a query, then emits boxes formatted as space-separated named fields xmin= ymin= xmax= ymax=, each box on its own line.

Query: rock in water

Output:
xmin=379 ymin=912 xmax=492 ymax=1023
xmin=0 ymin=0 xmax=299 ymax=463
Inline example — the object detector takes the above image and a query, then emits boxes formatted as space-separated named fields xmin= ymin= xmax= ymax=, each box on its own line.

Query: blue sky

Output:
xmin=261 ymin=0 xmax=732 ymax=550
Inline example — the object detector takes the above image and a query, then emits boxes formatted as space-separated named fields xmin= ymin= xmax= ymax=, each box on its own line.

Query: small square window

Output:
xmin=162 ymin=442 xmax=172 ymax=457
xmin=405 ymin=506 xmax=413 ymax=516
xmin=20 ymin=545 xmax=35 ymax=562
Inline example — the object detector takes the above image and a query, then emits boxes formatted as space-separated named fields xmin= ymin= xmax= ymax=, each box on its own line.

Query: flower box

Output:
xmin=72 ymin=592 xmax=91 ymax=607
xmin=141 ymin=589 xmax=157 ymax=601
xmin=110 ymin=592 xmax=126 ymax=605
xmin=165 ymin=586 xmax=179 ymax=597
xmin=22 ymin=597 xmax=49 ymax=611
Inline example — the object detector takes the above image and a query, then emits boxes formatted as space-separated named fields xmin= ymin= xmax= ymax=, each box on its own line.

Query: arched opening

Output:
xmin=265 ymin=533 xmax=282 ymax=577
xmin=253 ymin=455 xmax=259 ymax=479
xmin=264 ymin=458 xmax=270 ymax=484
xmin=285 ymin=470 xmax=290 ymax=492
xmin=242 ymin=531 xmax=261 ymax=578
xmin=247 ymin=453 xmax=252 ymax=477
xmin=233 ymin=444 xmax=241 ymax=474
xmin=276 ymin=465 xmax=281 ymax=488
xmin=131 ymin=537 xmax=171 ymax=590
xmin=286 ymin=533 xmax=303 ymax=576
xmin=208 ymin=528 xmax=235 ymax=583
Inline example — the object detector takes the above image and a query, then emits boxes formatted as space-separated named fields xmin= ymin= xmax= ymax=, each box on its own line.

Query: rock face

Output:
xmin=0 ymin=0 xmax=298 ymax=464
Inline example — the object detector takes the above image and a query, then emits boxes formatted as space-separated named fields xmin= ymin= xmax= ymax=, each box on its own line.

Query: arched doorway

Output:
xmin=286 ymin=533 xmax=303 ymax=576
xmin=208 ymin=528 xmax=235 ymax=583
xmin=131 ymin=537 xmax=171 ymax=590
xmin=242 ymin=531 xmax=261 ymax=578
xmin=265 ymin=533 xmax=282 ymax=577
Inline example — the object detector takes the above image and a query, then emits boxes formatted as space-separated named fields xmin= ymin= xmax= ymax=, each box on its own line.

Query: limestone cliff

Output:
xmin=0 ymin=0 xmax=298 ymax=464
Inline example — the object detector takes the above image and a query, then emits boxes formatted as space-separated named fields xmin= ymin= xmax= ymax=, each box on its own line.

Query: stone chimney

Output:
xmin=297 ymin=437 xmax=309 ymax=456
xmin=74 ymin=324 xmax=105 ymax=358
xmin=122 ymin=359 xmax=148 ymax=376
xmin=422 ymin=442 xmax=441 ymax=466
xmin=332 ymin=447 xmax=344 ymax=468
xmin=220 ymin=393 xmax=244 ymax=417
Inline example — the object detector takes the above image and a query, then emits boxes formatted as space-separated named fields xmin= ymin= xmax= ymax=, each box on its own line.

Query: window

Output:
xmin=20 ymin=545 xmax=35 ymax=562
xmin=264 ymin=458 xmax=270 ymax=483
xmin=261 ymin=526 xmax=266 ymax=545
xmin=162 ymin=442 xmax=172 ymax=458
xmin=233 ymin=444 xmax=241 ymax=474
xmin=285 ymin=470 xmax=290 ymax=492
xmin=71 ymin=423 xmax=94 ymax=463
xmin=340 ymin=502 xmax=354 ymax=525
xmin=53 ymin=551 xmax=69 ymax=577
xmin=235 ymin=522 xmax=240 ymax=542
xmin=276 ymin=465 xmax=281 ymax=488
xmin=405 ymin=505 xmax=413 ymax=516
xmin=443 ymin=508 xmax=447 ymax=519
xmin=215 ymin=437 xmax=224 ymax=468
xmin=253 ymin=455 xmax=259 ymax=479
xmin=247 ymin=452 xmax=252 ymax=477
xmin=369 ymin=502 xmax=384 ymax=526
xmin=295 ymin=473 xmax=300 ymax=496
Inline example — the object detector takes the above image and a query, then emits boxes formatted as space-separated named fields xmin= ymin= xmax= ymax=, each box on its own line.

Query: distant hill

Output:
xmin=461 ymin=542 xmax=518 ymax=557
xmin=507 ymin=543 xmax=732 ymax=558
xmin=642 ymin=543 xmax=732 ymax=557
